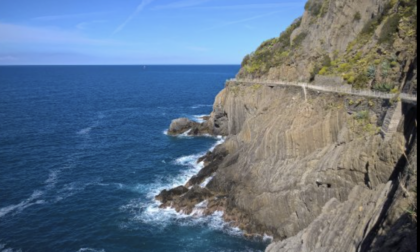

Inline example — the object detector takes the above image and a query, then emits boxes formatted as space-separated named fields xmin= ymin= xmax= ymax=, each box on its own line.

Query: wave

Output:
xmin=76 ymin=249 xmax=106 ymax=252
xmin=120 ymin=138 xmax=238 ymax=237
xmin=191 ymin=115 xmax=208 ymax=123
xmin=191 ymin=104 xmax=213 ymax=109
xmin=77 ymin=112 xmax=105 ymax=135
xmin=0 ymin=243 xmax=22 ymax=252
xmin=0 ymin=168 xmax=102 ymax=219
xmin=0 ymin=190 xmax=45 ymax=218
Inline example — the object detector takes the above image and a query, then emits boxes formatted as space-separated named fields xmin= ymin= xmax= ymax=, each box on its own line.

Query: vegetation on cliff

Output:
xmin=238 ymin=0 xmax=417 ymax=94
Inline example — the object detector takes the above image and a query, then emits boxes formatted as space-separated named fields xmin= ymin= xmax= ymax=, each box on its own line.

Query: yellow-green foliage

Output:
xmin=292 ymin=33 xmax=308 ymax=48
xmin=319 ymin=0 xmax=331 ymax=17
xmin=240 ymin=18 xmax=303 ymax=77
xmin=319 ymin=66 xmax=329 ymax=75
xmin=338 ymin=63 xmax=351 ymax=73
xmin=379 ymin=14 xmax=402 ymax=44
xmin=350 ymin=110 xmax=380 ymax=136
xmin=229 ymin=85 xmax=241 ymax=96
xmin=251 ymin=84 xmax=262 ymax=92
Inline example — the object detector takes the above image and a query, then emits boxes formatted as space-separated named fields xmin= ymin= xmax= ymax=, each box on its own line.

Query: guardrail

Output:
xmin=227 ymin=78 xmax=417 ymax=102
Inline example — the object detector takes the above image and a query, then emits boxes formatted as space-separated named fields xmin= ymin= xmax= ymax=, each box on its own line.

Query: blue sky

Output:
xmin=0 ymin=0 xmax=306 ymax=65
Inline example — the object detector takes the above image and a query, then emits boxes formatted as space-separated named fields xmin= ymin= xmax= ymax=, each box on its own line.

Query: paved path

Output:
xmin=228 ymin=79 xmax=417 ymax=103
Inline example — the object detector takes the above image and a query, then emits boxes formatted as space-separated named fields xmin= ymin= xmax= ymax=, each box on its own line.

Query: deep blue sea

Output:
xmin=0 ymin=66 xmax=268 ymax=252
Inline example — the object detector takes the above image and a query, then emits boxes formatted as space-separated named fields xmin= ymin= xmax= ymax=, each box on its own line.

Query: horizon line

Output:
xmin=0 ymin=64 xmax=241 ymax=66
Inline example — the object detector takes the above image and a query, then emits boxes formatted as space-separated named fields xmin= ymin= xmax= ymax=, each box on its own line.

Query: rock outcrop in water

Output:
xmin=158 ymin=0 xmax=417 ymax=251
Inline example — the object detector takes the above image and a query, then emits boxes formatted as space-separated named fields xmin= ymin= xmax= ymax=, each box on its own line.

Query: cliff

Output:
xmin=159 ymin=0 xmax=417 ymax=251
xmin=238 ymin=0 xmax=417 ymax=94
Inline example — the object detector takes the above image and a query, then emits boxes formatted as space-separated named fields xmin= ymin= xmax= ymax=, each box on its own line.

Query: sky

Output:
xmin=0 ymin=0 xmax=306 ymax=65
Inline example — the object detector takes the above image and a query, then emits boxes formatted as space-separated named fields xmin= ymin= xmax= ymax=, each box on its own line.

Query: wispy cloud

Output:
xmin=0 ymin=23 xmax=126 ymax=46
xmin=152 ymin=0 xmax=210 ymax=10
xmin=33 ymin=12 xmax=108 ymax=21
xmin=204 ymin=11 xmax=284 ymax=31
xmin=113 ymin=0 xmax=155 ymax=35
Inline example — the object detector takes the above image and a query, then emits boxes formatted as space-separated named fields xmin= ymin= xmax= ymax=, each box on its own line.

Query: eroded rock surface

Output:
xmin=159 ymin=81 xmax=417 ymax=251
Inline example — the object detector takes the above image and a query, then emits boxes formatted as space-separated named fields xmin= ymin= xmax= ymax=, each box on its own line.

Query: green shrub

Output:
xmin=391 ymin=61 xmax=399 ymax=67
xmin=306 ymin=2 xmax=322 ymax=16
xmin=362 ymin=18 xmax=379 ymax=35
xmin=354 ymin=12 xmax=362 ymax=21
xmin=354 ymin=73 xmax=370 ymax=89
xmin=338 ymin=63 xmax=351 ymax=72
xmin=310 ymin=65 xmax=321 ymax=82
xmin=241 ymin=54 xmax=251 ymax=67
xmin=356 ymin=110 xmax=370 ymax=120
xmin=379 ymin=14 xmax=401 ymax=44
xmin=319 ymin=66 xmax=329 ymax=75
xmin=391 ymin=87 xmax=400 ymax=94
xmin=322 ymin=55 xmax=332 ymax=67
xmin=374 ymin=83 xmax=393 ymax=92
xmin=319 ymin=0 xmax=331 ymax=17
xmin=381 ymin=61 xmax=391 ymax=78
xmin=292 ymin=33 xmax=308 ymax=47
xmin=367 ymin=65 xmax=376 ymax=79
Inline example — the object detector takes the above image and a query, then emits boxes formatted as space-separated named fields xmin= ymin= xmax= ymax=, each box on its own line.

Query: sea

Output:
xmin=0 ymin=66 xmax=269 ymax=252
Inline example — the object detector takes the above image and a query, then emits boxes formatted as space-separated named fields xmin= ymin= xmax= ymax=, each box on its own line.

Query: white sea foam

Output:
xmin=0 ymin=190 xmax=45 ymax=218
xmin=54 ymin=179 xmax=102 ymax=203
xmin=77 ymin=112 xmax=104 ymax=135
xmin=0 ymin=245 xmax=22 ymax=252
xmin=192 ymin=115 xmax=209 ymax=123
xmin=77 ymin=248 xmax=106 ymax=252
xmin=77 ymin=127 xmax=93 ymax=135
xmin=263 ymin=234 xmax=274 ymax=242
xmin=191 ymin=104 xmax=213 ymax=109
xmin=200 ymin=175 xmax=214 ymax=188
xmin=120 ymin=136 xmax=242 ymax=237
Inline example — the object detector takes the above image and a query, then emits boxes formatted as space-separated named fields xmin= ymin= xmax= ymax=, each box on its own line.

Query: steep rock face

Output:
xmin=160 ymin=0 xmax=417 ymax=250
xmin=238 ymin=0 xmax=417 ymax=93
xmin=204 ymin=83 xmax=408 ymax=239
xmin=266 ymin=140 xmax=417 ymax=252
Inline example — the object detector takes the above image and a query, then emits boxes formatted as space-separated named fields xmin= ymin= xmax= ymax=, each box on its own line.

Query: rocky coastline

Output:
xmin=157 ymin=0 xmax=417 ymax=251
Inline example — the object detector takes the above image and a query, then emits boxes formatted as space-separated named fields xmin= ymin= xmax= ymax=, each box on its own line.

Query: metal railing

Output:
xmin=227 ymin=78 xmax=417 ymax=102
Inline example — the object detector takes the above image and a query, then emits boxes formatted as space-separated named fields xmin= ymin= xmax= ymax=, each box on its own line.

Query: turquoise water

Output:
xmin=0 ymin=66 xmax=268 ymax=252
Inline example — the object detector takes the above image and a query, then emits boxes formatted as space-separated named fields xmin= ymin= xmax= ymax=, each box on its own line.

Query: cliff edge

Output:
xmin=160 ymin=0 xmax=417 ymax=251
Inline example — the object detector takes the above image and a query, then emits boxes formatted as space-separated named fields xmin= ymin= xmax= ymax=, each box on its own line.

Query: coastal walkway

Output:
xmin=228 ymin=78 xmax=417 ymax=140
xmin=227 ymin=79 xmax=417 ymax=103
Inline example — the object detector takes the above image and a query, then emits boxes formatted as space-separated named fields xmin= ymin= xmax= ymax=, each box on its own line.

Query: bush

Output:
xmin=322 ymin=55 xmax=332 ymax=67
xmin=356 ymin=110 xmax=370 ymax=121
xmin=379 ymin=14 xmax=401 ymax=44
xmin=319 ymin=66 xmax=329 ymax=75
xmin=319 ymin=0 xmax=331 ymax=17
xmin=310 ymin=65 xmax=321 ymax=82
xmin=367 ymin=65 xmax=376 ymax=79
xmin=354 ymin=73 xmax=369 ymax=89
xmin=354 ymin=12 xmax=362 ymax=21
xmin=381 ymin=61 xmax=391 ymax=78
xmin=306 ymin=3 xmax=322 ymax=16
xmin=241 ymin=54 xmax=251 ymax=67
xmin=338 ymin=63 xmax=351 ymax=72
xmin=292 ymin=32 xmax=308 ymax=47
xmin=374 ymin=83 xmax=393 ymax=92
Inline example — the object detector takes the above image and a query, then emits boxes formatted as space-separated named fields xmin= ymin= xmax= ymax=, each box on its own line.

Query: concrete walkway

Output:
xmin=228 ymin=79 xmax=417 ymax=103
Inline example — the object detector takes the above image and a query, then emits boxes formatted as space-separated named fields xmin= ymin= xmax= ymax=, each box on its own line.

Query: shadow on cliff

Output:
xmin=359 ymin=103 xmax=417 ymax=252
